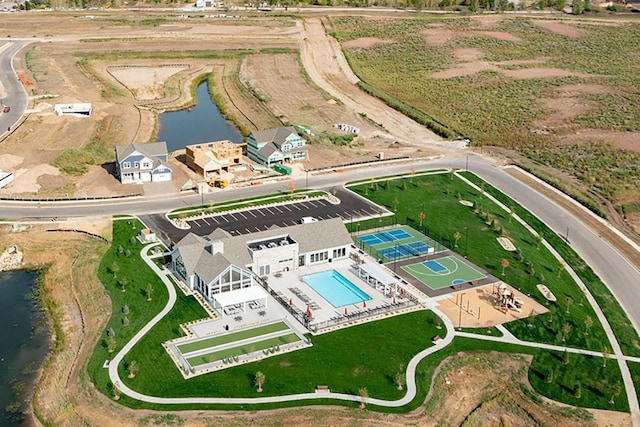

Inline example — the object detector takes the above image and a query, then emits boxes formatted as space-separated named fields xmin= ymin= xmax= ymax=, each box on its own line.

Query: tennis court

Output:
xmin=377 ymin=241 xmax=432 ymax=261
xmin=358 ymin=229 xmax=412 ymax=246
xmin=401 ymin=255 xmax=486 ymax=290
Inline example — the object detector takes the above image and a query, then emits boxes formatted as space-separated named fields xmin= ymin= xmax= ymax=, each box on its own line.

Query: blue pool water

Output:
xmin=302 ymin=270 xmax=370 ymax=308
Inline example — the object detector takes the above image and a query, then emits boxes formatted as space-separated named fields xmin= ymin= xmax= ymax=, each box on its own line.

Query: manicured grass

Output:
xmin=86 ymin=218 xmax=173 ymax=397
xmin=460 ymin=171 xmax=640 ymax=357
xmin=186 ymin=333 xmax=300 ymax=367
xmin=458 ymin=326 xmax=504 ymax=337
xmin=119 ymin=309 xmax=441 ymax=401
xmin=177 ymin=322 xmax=290 ymax=354
xmin=348 ymin=172 xmax=610 ymax=352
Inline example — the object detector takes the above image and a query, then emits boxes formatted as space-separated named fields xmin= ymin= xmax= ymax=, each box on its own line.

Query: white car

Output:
xmin=300 ymin=216 xmax=318 ymax=224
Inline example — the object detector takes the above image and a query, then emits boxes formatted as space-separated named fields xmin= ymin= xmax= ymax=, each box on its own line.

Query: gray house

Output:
xmin=115 ymin=142 xmax=172 ymax=184
xmin=247 ymin=126 xmax=306 ymax=166
xmin=170 ymin=218 xmax=352 ymax=309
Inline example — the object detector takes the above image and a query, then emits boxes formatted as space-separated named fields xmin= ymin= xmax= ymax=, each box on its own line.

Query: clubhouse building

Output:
xmin=170 ymin=218 xmax=352 ymax=313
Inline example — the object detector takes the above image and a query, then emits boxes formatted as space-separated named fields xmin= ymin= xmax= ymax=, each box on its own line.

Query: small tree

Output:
xmin=609 ymin=382 xmax=622 ymax=405
xmin=127 ymin=360 xmax=139 ymax=378
xmin=119 ymin=277 xmax=127 ymax=293
xmin=122 ymin=304 xmax=129 ymax=315
xmin=419 ymin=210 xmax=425 ymax=227
xmin=106 ymin=335 xmax=116 ymax=353
xmin=288 ymin=181 xmax=295 ymax=195
xmin=358 ymin=387 xmax=369 ymax=409
xmin=117 ymin=245 xmax=124 ymax=255
xmin=574 ymin=381 xmax=582 ymax=399
xmin=508 ymin=207 xmax=515 ymax=223
xmin=565 ymin=296 xmax=573 ymax=314
xmin=584 ymin=315 xmax=593 ymax=335
xmin=562 ymin=323 xmax=572 ymax=342
xmin=602 ymin=345 xmax=611 ymax=367
xmin=122 ymin=315 xmax=130 ymax=326
xmin=544 ymin=366 xmax=554 ymax=384
xmin=557 ymin=262 xmax=565 ymax=278
xmin=527 ymin=309 xmax=535 ymax=328
xmin=562 ymin=349 xmax=569 ymax=365
xmin=394 ymin=366 xmax=406 ymax=391
xmin=112 ymin=383 xmax=121 ymax=401
xmin=254 ymin=371 xmax=265 ymax=393
xmin=501 ymin=258 xmax=509 ymax=276
xmin=453 ymin=231 xmax=462 ymax=248
xmin=535 ymin=233 xmax=544 ymax=250
xmin=125 ymin=249 xmax=131 ymax=257
xmin=146 ymin=283 xmax=153 ymax=302
xmin=111 ymin=262 xmax=119 ymax=279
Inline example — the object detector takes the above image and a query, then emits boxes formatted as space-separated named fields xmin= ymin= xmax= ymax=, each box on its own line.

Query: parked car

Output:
xmin=300 ymin=216 xmax=318 ymax=224
xmin=3 ymin=106 xmax=9 ymax=113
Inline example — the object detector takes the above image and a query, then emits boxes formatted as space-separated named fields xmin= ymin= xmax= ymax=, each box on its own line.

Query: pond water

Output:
xmin=0 ymin=270 xmax=49 ymax=427
xmin=157 ymin=82 xmax=244 ymax=152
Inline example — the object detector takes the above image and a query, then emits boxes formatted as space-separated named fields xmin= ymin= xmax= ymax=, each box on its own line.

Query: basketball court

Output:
xmin=401 ymin=255 xmax=487 ymax=291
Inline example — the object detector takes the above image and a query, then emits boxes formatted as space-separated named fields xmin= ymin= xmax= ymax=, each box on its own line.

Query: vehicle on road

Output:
xmin=3 ymin=106 xmax=9 ymax=113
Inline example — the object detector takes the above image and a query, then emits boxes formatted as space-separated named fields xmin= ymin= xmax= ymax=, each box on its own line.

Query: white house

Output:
xmin=247 ymin=126 xmax=307 ymax=167
xmin=170 ymin=218 xmax=352 ymax=311
xmin=115 ymin=142 xmax=172 ymax=184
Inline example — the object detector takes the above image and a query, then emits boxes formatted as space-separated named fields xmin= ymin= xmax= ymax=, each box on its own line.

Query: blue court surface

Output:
xmin=359 ymin=229 xmax=412 ymax=246
xmin=422 ymin=260 xmax=447 ymax=273
xmin=378 ymin=241 xmax=431 ymax=260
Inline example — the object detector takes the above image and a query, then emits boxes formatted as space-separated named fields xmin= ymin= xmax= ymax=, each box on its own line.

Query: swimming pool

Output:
xmin=302 ymin=270 xmax=371 ymax=308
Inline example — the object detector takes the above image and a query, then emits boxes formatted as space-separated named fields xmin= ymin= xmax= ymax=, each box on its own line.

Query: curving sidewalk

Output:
xmin=108 ymin=243 xmax=456 ymax=407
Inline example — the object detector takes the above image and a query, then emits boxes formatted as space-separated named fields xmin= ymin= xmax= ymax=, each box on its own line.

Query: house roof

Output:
xmin=115 ymin=141 xmax=168 ymax=162
xmin=257 ymin=142 xmax=280 ymax=159
xmin=194 ymin=251 xmax=233 ymax=284
xmin=250 ymin=126 xmax=297 ymax=145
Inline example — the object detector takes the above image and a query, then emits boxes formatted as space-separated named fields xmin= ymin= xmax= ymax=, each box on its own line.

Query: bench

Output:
xmin=315 ymin=385 xmax=330 ymax=393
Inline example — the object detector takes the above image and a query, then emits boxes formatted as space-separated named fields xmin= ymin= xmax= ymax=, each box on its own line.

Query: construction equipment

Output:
xmin=208 ymin=178 xmax=228 ymax=189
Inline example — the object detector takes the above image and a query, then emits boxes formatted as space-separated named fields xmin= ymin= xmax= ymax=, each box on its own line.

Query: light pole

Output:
xmin=458 ymin=293 xmax=466 ymax=330
xmin=464 ymin=226 xmax=469 ymax=258
xmin=465 ymin=154 xmax=469 ymax=171
xmin=305 ymin=169 xmax=309 ymax=191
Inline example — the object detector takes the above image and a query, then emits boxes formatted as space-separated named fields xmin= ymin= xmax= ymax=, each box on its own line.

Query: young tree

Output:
xmin=254 ymin=371 xmax=265 ymax=393
xmin=146 ymin=283 xmax=153 ymax=302
xmin=122 ymin=304 xmax=129 ymax=315
xmin=127 ymin=360 xmax=139 ymax=378
xmin=394 ymin=366 xmax=406 ymax=390
xmin=501 ymin=258 xmax=509 ymax=276
xmin=545 ymin=366 xmax=554 ymax=384
xmin=535 ymin=233 xmax=544 ymax=250
xmin=419 ymin=210 xmax=425 ymax=227
xmin=106 ymin=335 xmax=116 ymax=353
xmin=453 ymin=231 xmax=462 ymax=248
xmin=584 ymin=315 xmax=593 ymax=335
xmin=557 ymin=262 xmax=565 ymax=278
xmin=122 ymin=316 xmax=130 ymax=326
xmin=288 ymin=181 xmax=295 ymax=195
xmin=508 ymin=206 xmax=515 ymax=223
xmin=111 ymin=262 xmax=119 ymax=279
xmin=562 ymin=323 xmax=572 ymax=342
xmin=609 ymin=382 xmax=622 ymax=405
xmin=119 ymin=277 xmax=127 ymax=293
xmin=574 ymin=381 xmax=582 ymax=399
xmin=112 ymin=383 xmax=121 ymax=401
xmin=562 ymin=349 xmax=569 ymax=365
xmin=358 ymin=387 xmax=369 ymax=409
xmin=527 ymin=309 xmax=536 ymax=328
xmin=602 ymin=345 xmax=611 ymax=367
xmin=565 ymin=296 xmax=573 ymax=314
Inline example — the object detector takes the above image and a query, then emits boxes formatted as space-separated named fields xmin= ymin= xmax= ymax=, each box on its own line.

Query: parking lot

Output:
xmin=141 ymin=188 xmax=388 ymax=246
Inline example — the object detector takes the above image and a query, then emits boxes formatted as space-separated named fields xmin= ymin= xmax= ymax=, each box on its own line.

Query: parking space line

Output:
xmin=273 ymin=206 xmax=283 ymax=213
xmin=219 ymin=216 xmax=229 ymax=222
xmin=257 ymin=209 xmax=266 ymax=216
xmin=292 ymin=204 xmax=301 ymax=210
xmin=201 ymin=218 xmax=210 ymax=226
xmin=254 ymin=227 xmax=261 ymax=232
xmin=306 ymin=200 xmax=317 ymax=207
xmin=209 ymin=216 xmax=219 ymax=223
xmin=192 ymin=220 xmax=201 ymax=227
xmin=230 ymin=213 xmax=238 ymax=221
xmin=282 ymin=205 xmax=292 ymax=212
xmin=247 ymin=210 xmax=257 ymax=217
xmin=245 ymin=228 xmax=251 ymax=234
xmin=238 ymin=212 xmax=247 ymax=219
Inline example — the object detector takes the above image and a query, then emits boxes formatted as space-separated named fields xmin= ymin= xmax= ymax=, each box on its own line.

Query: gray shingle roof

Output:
xmin=250 ymin=127 xmax=297 ymax=145
xmin=194 ymin=252 xmax=233 ymax=284
xmin=115 ymin=141 xmax=168 ymax=163
xmin=258 ymin=142 xmax=280 ymax=159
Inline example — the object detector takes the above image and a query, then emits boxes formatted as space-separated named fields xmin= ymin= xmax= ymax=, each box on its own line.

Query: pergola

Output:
xmin=212 ymin=286 xmax=269 ymax=317
xmin=358 ymin=261 xmax=398 ymax=294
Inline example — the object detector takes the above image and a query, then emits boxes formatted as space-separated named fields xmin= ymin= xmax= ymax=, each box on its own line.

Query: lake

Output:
xmin=157 ymin=82 xmax=243 ymax=152
xmin=0 ymin=270 xmax=49 ymax=427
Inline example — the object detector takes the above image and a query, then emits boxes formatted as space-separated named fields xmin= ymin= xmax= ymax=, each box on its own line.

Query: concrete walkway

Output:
xmin=109 ymin=228 xmax=637 ymax=421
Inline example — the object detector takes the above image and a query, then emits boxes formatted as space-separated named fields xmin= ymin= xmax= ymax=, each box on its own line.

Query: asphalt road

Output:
xmin=4 ymin=153 xmax=639 ymax=334
xmin=0 ymin=40 xmax=30 ymax=133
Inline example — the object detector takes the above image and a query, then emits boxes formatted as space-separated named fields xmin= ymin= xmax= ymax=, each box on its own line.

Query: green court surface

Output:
xmin=401 ymin=255 xmax=486 ymax=290
xmin=178 ymin=322 xmax=289 ymax=354
xmin=186 ymin=333 xmax=300 ymax=368
xmin=354 ymin=225 xmax=441 ymax=261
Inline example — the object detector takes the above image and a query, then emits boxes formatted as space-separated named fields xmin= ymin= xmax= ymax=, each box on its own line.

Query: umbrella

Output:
xmin=289 ymin=298 xmax=293 ymax=306
xmin=363 ymin=301 xmax=367 ymax=308
xmin=393 ymin=296 xmax=397 ymax=304
xmin=344 ymin=307 xmax=348 ymax=316
xmin=307 ymin=306 xmax=313 ymax=318
xmin=400 ymin=288 xmax=404 ymax=295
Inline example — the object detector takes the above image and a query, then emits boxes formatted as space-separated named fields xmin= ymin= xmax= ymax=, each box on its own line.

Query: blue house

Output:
xmin=247 ymin=126 xmax=306 ymax=166
xmin=115 ymin=142 xmax=172 ymax=184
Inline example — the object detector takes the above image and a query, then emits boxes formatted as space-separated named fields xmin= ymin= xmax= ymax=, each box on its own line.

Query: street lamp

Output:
xmin=465 ymin=154 xmax=469 ymax=171
xmin=305 ymin=169 xmax=309 ymax=191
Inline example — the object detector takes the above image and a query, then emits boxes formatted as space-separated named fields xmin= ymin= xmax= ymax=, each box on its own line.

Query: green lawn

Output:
xmin=177 ymin=322 xmax=290 ymax=354
xmin=348 ymin=172 xmax=610 ymax=352
xmin=186 ymin=333 xmax=301 ymax=367
xmin=459 ymin=171 xmax=640 ymax=357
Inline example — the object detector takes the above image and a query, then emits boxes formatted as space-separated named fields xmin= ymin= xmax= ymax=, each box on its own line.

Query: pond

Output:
xmin=0 ymin=269 xmax=49 ymax=426
xmin=158 ymin=82 xmax=243 ymax=152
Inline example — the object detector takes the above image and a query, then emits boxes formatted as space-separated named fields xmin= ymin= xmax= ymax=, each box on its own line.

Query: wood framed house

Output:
xmin=115 ymin=142 xmax=172 ymax=184
xmin=247 ymin=126 xmax=306 ymax=167
xmin=185 ymin=140 xmax=243 ymax=178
